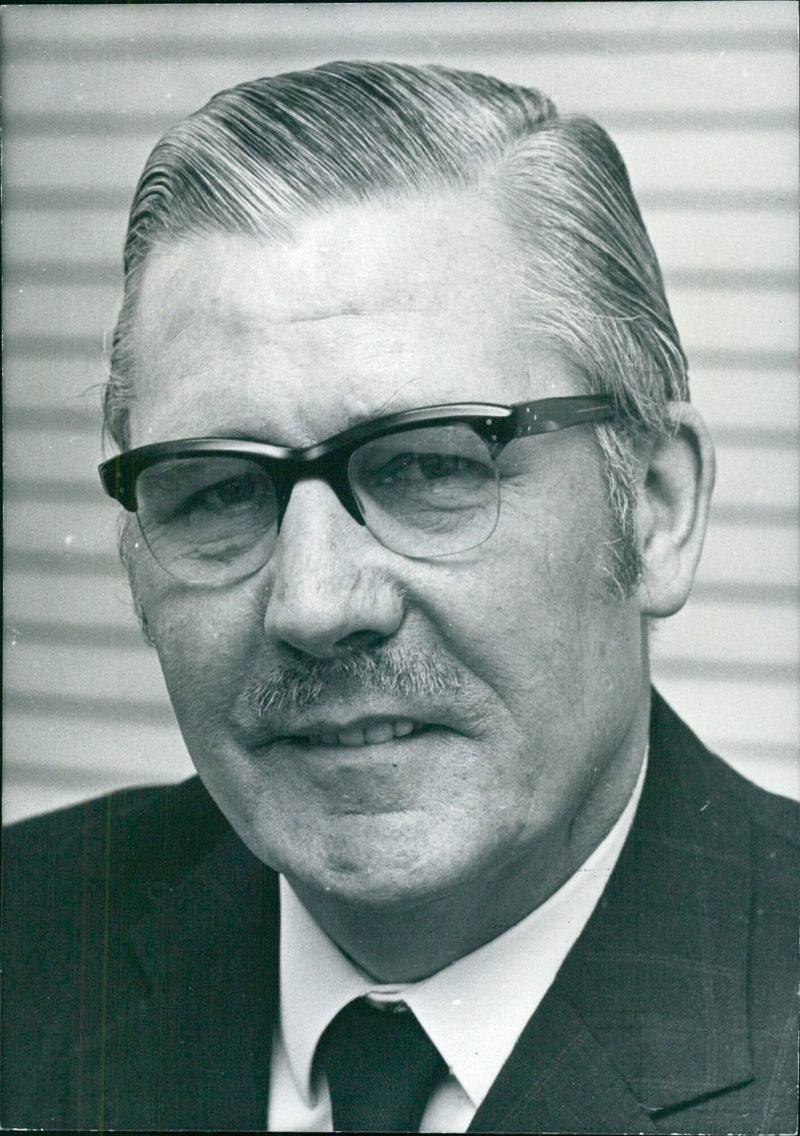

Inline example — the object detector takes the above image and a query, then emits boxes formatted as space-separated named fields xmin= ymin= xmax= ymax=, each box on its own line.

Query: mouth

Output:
xmin=290 ymin=719 xmax=433 ymax=748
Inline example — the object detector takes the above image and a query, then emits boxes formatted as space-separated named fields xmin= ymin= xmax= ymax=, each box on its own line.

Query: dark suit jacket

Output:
xmin=2 ymin=692 xmax=798 ymax=1133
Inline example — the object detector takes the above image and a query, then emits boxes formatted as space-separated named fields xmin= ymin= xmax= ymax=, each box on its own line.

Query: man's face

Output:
xmin=128 ymin=193 xmax=648 ymax=931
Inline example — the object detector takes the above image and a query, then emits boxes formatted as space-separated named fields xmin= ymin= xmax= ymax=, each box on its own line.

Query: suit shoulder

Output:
xmin=650 ymin=688 xmax=798 ymax=844
xmin=713 ymin=757 xmax=799 ymax=848
xmin=649 ymin=690 xmax=798 ymax=928
xmin=689 ymin=732 xmax=800 ymax=865
xmin=4 ymin=775 xmax=214 ymax=835
xmin=2 ymin=777 xmax=228 ymax=900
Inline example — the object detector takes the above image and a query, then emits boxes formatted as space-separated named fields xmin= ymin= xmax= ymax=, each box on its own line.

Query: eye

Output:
xmin=417 ymin=453 xmax=468 ymax=479
xmin=368 ymin=452 xmax=485 ymax=486
xmin=139 ymin=460 xmax=272 ymax=525
xmin=180 ymin=472 xmax=263 ymax=515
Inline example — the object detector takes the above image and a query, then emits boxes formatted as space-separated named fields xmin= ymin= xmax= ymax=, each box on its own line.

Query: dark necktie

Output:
xmin=317 ymin=997 xmax=448 ymax=1132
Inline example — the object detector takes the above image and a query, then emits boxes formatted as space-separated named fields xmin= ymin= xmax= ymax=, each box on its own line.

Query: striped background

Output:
xmin=3 ymin=2 xmax=798 ymax=823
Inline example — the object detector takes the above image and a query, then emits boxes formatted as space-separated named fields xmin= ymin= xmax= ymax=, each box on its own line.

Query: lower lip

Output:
xmin=259 ymin=728 xmax=455 ymax=814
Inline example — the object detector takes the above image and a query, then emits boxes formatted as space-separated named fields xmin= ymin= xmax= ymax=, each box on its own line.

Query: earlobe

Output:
xmin=635 ymin=403 xmax=716 ymax=618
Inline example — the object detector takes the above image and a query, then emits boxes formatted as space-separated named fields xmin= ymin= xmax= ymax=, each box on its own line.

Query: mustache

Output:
xmin=243 ymin=644 xmax=463 ymax=718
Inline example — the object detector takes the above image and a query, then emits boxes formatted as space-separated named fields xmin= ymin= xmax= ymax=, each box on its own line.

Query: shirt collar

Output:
xmin=279 ymin=749 xmax=647 ymax=1109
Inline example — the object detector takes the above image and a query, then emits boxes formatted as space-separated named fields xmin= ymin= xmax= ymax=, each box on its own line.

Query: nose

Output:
xmin=262 ymin=479 xmax=405 ymax=658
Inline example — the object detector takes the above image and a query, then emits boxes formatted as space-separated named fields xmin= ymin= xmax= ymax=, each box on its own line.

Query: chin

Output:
xmin=283 ymin=818 xmax=469 ymax=912
xmin=300 ymin=864 xmax=456 ymax=914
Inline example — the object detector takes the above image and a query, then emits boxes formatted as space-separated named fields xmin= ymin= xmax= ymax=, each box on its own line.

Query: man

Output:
xmin=2 ymin=62 xmax=797 ymax=1133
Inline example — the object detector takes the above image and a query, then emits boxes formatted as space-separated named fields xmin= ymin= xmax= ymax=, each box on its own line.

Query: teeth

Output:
xmin=365 ymin=722 xmax=395 ymax=745
xmin=305 ymin=720 xmax=423 ymax=747
xmin=337 ymin=726 xmax=367 ymax=746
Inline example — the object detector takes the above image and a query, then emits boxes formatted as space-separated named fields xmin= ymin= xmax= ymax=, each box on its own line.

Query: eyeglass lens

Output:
xmin=348 ymin=425 xmax=498 ymax=557
xmin=134 ymin=424 xmax=501 ymax=582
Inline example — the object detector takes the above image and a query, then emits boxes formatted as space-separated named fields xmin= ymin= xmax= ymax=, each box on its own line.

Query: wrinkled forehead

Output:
xmin=127 ymin=193 xmax=577 ymax=449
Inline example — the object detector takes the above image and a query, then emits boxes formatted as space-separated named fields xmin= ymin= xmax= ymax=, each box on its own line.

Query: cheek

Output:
xmin=416 ymin=468 xmax=643 ymax=782
xmin=147 ymin=592 xmax=273 ymax=836
xmin=143 ymin=583 xmax=259 ymax=735
xmin=431 ymin=495 xmax=615 ymax=684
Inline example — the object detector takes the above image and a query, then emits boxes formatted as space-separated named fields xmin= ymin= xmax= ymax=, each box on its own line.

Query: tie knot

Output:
xmin=317 ymin=997 xmax=447 ymax=1132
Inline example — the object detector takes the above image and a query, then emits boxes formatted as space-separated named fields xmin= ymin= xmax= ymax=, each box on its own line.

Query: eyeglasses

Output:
xmin=99 ymin=395 xmax=615 ymax=585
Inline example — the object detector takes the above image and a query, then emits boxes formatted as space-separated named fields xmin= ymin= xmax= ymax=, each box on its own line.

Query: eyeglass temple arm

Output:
xmin=508 ymin=396 xmax=614 ymax=437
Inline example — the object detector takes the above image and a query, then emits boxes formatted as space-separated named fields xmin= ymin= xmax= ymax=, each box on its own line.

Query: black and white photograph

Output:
xmin=2 ymin=3 xmax=798 ymax=1132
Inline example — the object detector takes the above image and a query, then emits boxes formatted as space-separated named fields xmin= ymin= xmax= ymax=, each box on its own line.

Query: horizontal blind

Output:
xmin=3 ymin=1 xmax=798 ymax=822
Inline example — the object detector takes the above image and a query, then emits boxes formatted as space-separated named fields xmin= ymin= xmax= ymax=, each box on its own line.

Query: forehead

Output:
xmin=129 ymin=192 xmax=577 ymax=447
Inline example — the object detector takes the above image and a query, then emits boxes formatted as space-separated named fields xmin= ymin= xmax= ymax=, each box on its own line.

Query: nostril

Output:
xmin=337 ymin=630 xmax=390 ymax=653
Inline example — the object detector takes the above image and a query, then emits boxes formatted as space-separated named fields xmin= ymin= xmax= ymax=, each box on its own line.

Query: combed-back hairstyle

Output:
xmin=105 ymin=60 xmax=689 ymax=592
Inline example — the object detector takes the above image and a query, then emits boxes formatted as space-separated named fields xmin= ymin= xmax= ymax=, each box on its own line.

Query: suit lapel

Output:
xmin=471 ymin=692 xmax=754 ymax=1132
xmin=100 ymin=825 xmax=280 ymax=1131
xmin=470 ymin=983 xmax=660 ymax=1133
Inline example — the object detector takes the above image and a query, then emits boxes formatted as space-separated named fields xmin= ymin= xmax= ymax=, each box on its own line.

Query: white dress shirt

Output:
xmin=268 ymin=752 xmax=647 ymax=1132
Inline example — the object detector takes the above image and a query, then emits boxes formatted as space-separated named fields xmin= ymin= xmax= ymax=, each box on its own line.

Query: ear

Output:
xmin=635 ymin=403 xmax=715 ymax=618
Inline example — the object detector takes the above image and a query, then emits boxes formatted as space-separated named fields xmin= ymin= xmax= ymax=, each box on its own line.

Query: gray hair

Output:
xmin=106 ymin=61 xmax=689 ymax=593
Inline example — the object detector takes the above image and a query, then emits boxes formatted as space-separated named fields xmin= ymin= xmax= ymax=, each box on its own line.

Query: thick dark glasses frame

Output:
xmin=98 ymin=396 xmax=616 ymax=527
